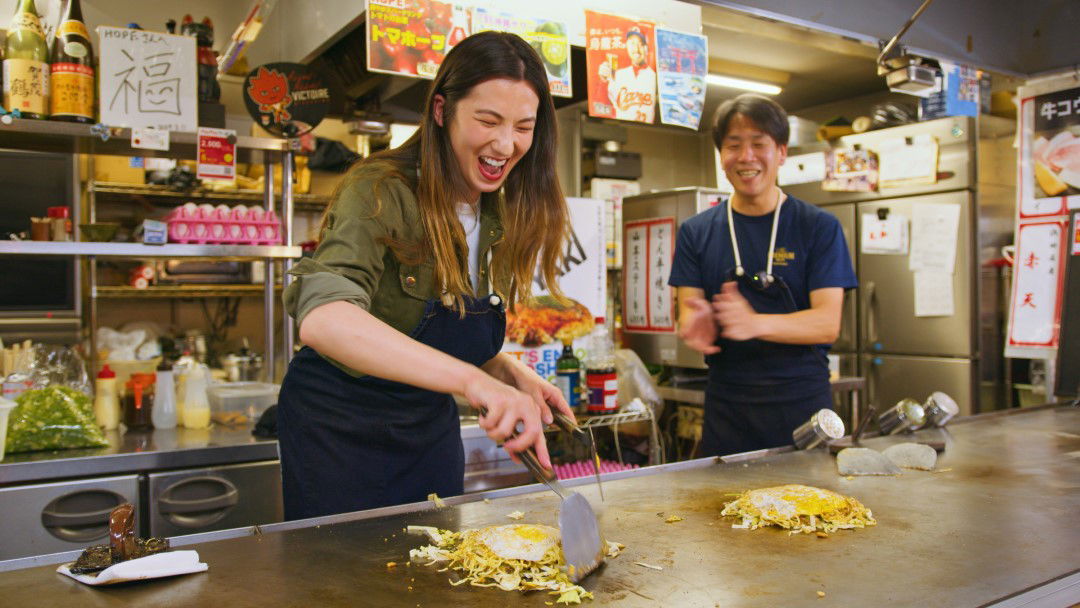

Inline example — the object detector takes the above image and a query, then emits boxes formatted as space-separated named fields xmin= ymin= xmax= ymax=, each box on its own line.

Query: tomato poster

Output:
xmin=366 ymin=0 xmax=470 ymax=79
xmin=470 ymin=9 xmax=571 ymax=98
xmin=584 ymin=10 xmax=657 ymax=124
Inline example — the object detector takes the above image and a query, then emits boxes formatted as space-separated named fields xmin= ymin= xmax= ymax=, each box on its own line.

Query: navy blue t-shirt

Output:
xmin=668 ymin=196 xmax=856 ymax=401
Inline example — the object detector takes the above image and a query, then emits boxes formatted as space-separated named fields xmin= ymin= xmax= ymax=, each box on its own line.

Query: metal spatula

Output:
xmin=478 ymin=407 xmax=605 ymax=582
xmin=515 ymin=446 xmax=606 ymax=583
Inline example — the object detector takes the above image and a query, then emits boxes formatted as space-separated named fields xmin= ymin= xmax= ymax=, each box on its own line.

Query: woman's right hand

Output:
xmin=462 ymin=371 xmax=552 ymax=469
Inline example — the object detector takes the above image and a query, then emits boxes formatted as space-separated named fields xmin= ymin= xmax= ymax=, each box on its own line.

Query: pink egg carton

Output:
xmin=165 ymin=205 xmax=282 ymax=245
xmin=553 ymin=459 xmax=639 ymax=481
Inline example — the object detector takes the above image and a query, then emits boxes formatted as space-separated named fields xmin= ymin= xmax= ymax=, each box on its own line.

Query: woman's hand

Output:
xmin=462 ymin=369 xmax=553 ymax=469
xmin=493 ymin=354 xmax=576 ymax=425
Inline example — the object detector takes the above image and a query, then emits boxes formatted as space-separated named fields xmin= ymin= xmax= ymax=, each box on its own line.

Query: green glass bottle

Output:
xmin=3 ymin=0 xmax=50 ymax=119
xmin=555 ymin=338 xmax=583 ymax=413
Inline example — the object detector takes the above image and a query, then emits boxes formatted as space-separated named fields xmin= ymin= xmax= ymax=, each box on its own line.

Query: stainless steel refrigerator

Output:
xmin=783 ymin=115 xmax=1016 ymax=415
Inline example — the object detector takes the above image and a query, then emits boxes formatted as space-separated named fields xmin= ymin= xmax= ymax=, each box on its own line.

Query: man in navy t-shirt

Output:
xmin=668 ymin=94 xmax=856 ymax=457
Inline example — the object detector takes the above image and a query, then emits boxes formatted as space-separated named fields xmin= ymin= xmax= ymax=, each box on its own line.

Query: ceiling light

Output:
xmin=705 ymin=73 xmax=782 ymax=95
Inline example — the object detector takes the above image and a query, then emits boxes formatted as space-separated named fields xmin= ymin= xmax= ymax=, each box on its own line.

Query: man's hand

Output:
xmin=712 ymin=281 xmax=763 ymax=341
xmin=677 ymin=295 xmax=720 ymax=354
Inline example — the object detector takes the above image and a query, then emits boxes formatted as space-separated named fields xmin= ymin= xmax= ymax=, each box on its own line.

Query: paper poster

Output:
xmin=1030 ymin=86 xmax=1080 ymax=206
xmin=197 ymin=128 xmax=237 ymax=180
xmin=585 ymin=10 xmax=656 ymax=123
xmin=623 ymin=217 xmax=676 ymax=332
xmin=501 ymin=197 xmax=605 ymax=379
xmin=97 ymin=27 xmax=197 ymax=132
xmin=778 ymin=152 xmax=826 ymax=186
xmin=590 ymin=178 xmax=639 ymax=269
xmin=655 ymin=27 xmax=706 ymax=129
xmin=909 ymin=202 xmax=961 ymax=273
xmin=914 ymin=271 xmax=954 ymax=317
xmin=920 ymin=61 xmax=984 ymax=119
xmin=822 ymin=148 xmax=878 ymax=192
xmin=861 ymin=214 xmax=908 ymax=255
xmin=131 ymin=128 xmax=169 ymax=151
xmin=471 ymin=9 xmax=571 ymax=98
xmin=366 ymin=0 xmax=469 ymax=79
xmin=1007 ymin=220 xmax=1068 ymax=348
xmin=878 ymin=135 xmax=939 ymax=188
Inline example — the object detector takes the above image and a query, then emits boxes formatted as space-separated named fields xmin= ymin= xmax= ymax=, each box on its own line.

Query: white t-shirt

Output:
xmin=608 ymin=65 xmax=656 ymax=122
xmin=456 ymin=202 xmax=481 ymax=291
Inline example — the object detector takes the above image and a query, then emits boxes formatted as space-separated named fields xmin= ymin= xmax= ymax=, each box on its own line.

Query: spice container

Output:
xmin=922 ymin=391 xmax=959 ymax=427
xmin=792 ymin=408 xmax=845 ymax=449
xmin=122 ymin=373 xmax=155 ymax=431
xmin=877 ymin=398 xmax=926 ymax=435
xmin=47 ymin=206 xmax=72 ymax=241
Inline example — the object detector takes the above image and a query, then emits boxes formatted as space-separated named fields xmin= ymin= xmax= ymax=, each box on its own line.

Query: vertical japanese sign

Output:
xmin=584 ymin=10 xmax=656 ymax=124
xmin=197 ymin=127 xmax=237 ymax=180
xmin=470 ymin=9 xmax=571 ymax=98
xmin=366 ymin=0 xmax=469 ymax=79
xmin=1007 ymin=220 xmax=1068 ymax=349
xmin=97 ymin=27 xmax=197 ymax=132
xmin=501 ymin=198 xmax=605 ymax=379
xmin=655 ymin=27 xmax=707 ymax=129
xmin=623 ymin=217 xmax=675 ymax=332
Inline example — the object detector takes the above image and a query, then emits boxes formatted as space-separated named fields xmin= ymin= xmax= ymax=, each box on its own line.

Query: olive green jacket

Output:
xmin=283 ymin=165 xmax=506 ymax=376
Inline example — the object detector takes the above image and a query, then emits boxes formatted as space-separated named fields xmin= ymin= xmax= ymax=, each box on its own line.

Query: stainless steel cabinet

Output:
xmin=862 ymin=354 xmax=975 ymax=416
xmin=147 ymin=460 xmax=282 ymax=537
xmin=0 ymin=474 xmax=138 ymax=561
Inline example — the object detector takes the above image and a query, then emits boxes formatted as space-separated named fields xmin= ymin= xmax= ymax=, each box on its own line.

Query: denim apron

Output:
xmin=277 ymin=294 xmax=505 ymax=520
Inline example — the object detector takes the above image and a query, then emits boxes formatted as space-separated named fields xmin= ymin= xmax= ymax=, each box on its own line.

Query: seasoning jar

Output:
xmin=46 ymin=206 xmax=72 ymax=241
xmin=792 ymin=408 xmax=845 ymax=449
xmin=922 ymin=391 xmax=959 ymax=427
xmin=122 ymin=373 xmax=155 ymax=431
xmin=877 ymin=398 xmax=926 ymax=435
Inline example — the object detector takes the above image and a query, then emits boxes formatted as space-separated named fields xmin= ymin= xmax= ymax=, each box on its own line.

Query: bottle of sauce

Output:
xmin=93 ymin=364 xmax=119 ymax=430
xmin=3 ymin=0 xmax=50 ymax=119
xmin=49 ymin=0 xmax=94 ymax=123
xmin=180 ymin=363 xmax=211 ymax=429
xmin=585 ymin=317 xmax=618 ymax=414
xmin=555 ymin=337 xmax=583 ymax=414
xmin=151 ymin=359 xmax=177 ymax=429
xmin=122 ymin=373 xmax=155 ymax=431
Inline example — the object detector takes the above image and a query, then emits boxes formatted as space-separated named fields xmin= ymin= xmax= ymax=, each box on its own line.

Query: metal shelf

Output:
xmin=89 ymin=182 xmax=330 ymax=211
xmin=95 ymin=284 xmax=283 ymax=299
xmin=0 ymin=118 xmax=286 ymax=163
xmin=0 ymin=241 xmax=301 ymax=259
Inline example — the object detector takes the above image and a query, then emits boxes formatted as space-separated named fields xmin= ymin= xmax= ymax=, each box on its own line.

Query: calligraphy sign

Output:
xmin=97 ymin=26 xmax=197 ymax=132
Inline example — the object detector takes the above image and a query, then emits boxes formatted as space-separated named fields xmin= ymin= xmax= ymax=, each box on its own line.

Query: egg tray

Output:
xmin=165 ymin=206 xmax=282 ymax=245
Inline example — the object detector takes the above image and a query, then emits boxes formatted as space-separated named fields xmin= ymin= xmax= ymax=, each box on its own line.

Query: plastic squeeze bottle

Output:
xmin=151 ymin=360 xmax=177 ymax=429
xmin=93 ymin=364 xmax=119 ymax=430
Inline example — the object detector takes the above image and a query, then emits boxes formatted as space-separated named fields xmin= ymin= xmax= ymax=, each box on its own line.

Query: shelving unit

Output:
xmin=547 ymin=407 xmax=663 ymax=466
xmin=88 ymin=183 xmax=330 ymax=213
xmin=95 ymin=285 xmax=283 ymax=299
xmin=0 ymin=118 xmax=300 ymax=381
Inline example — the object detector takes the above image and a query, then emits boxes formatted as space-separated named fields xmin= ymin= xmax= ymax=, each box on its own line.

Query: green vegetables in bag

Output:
xmin=5 ymin=386 xmax=109 ymax=453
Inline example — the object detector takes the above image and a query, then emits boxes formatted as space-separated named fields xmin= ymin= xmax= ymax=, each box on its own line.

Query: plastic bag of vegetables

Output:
xmin=5 ymin=386 xmax=108 ymax=453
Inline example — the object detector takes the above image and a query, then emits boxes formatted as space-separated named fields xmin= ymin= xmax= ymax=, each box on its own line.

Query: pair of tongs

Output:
xmin=550 ymin=411 xmax=605 ymax=501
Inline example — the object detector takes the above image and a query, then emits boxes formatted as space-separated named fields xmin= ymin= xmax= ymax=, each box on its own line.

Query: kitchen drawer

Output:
xmin=0 ymin=475 xmax=139 ymax=561
xmin=147 ymin=460 xmax=282 ymax=538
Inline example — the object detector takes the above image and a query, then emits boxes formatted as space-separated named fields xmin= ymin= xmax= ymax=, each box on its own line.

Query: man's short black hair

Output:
xmin=626 ymin=27 xmax=647 ymax=45
xmin=711 ymin=93 xmax=789 ymax=149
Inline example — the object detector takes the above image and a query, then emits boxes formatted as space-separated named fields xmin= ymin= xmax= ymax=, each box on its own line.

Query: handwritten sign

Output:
xmin=97 ymin=26 xmax=197 ymax=132
xmin=623 ymin=217 xmax=676 ymax=332
xmin=909 ymin=202 xmax=961 ymax=273
xmin=860 ymin=213 xmax=908 ymax=255
xmin=1007 ymin=220 xmax=1068 ymax=349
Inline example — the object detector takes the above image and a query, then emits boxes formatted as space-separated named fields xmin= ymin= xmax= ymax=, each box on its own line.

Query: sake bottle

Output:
xmin=3 ymin=0 xmax=50 ymax=119
xmin=50 ymin=0 xmax=94 ymax=123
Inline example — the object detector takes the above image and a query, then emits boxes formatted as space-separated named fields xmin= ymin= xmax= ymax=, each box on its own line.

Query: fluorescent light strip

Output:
xmin=705 ymin=74 xmax=782 ymax=95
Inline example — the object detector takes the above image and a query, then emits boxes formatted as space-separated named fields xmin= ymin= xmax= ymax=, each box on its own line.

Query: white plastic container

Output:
xmin=0 ymin=396 xmax=16 ymax=462
xmin=207 ymin=382 xmax=279 ymax=420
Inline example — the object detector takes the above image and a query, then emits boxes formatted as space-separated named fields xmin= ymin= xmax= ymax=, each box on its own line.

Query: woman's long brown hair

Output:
xmin=319 ymin=31 xmax=568 ymax=313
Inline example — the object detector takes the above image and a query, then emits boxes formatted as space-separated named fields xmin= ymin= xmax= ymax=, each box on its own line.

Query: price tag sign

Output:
xmin=131 ymin=127 xmax=169 ymax=151
xmin=197 ymin=127 xmax=236 ymax=180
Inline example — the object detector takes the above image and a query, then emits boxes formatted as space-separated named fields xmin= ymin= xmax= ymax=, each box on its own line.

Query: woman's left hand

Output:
xmin=485 ymin=354 xmax=576 ymax=426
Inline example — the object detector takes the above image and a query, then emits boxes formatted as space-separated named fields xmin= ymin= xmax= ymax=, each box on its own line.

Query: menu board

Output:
xmin=366 ymin=0 xmax=469 ymax=79
xmin=623 ymin=217 xmax=676 ymax=332
xmin=655 ymin=27 xmax=707 ymax=129
xmin=1030 ymin=86 xmax=1080 ymax=207
xmin=584 ymin=10 xmax=656 ymax=124
xmin=471 ymin=9 xmax=571 ymax=98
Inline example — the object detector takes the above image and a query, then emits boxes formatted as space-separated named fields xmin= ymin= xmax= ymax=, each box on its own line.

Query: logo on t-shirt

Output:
xmin=773 ymin=247 xmax=795 ymax=266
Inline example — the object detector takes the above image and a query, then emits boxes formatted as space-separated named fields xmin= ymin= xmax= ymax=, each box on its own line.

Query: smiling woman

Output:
xmin=277 ymin=32 xmax=576 ymax=521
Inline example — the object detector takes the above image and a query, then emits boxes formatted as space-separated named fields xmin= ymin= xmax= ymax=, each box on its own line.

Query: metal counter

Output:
xmin=0 ymin=425 xmax=278 ymax=485
xmin=1 ymin=406 xmax=1078 ymax=606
